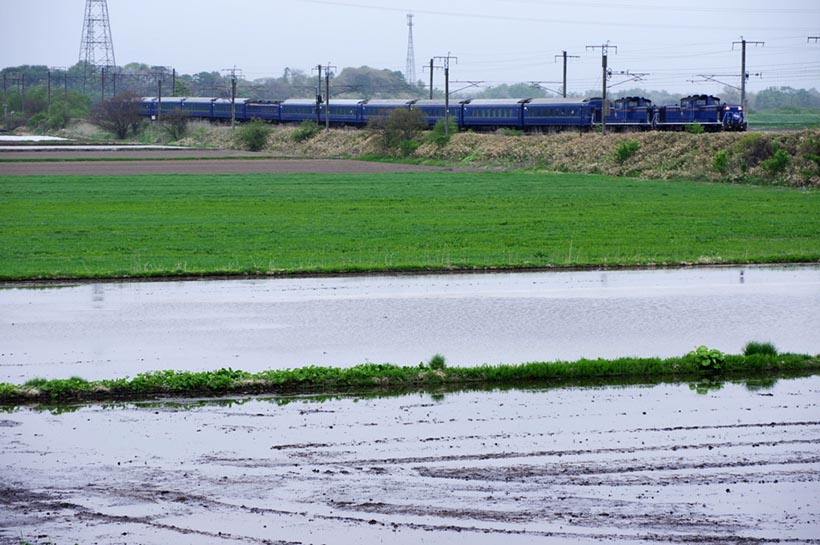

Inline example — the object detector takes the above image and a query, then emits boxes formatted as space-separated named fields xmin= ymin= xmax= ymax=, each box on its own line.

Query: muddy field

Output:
xmin=2 ymin=376 xmax=819 ymax=545
xmin=0 ymin=148 xmax=460 ymax=176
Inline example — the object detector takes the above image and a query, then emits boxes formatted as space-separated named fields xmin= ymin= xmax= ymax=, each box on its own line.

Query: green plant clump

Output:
xmin=291 ymin=120 xmax=321 ymax=142
xmin=743 ymin=341 xmax=778 ymax=356
xmin=760 ymin=148 xmax=791 ymax=176
xmin=426 ymin=119 xmax=457 ymax=147
xmin=712 ymin=150 xmax=729 ymax=174
xmin=427 ymin=354 xmax=447 ymax=370
xmin=690 ymin=345 xmax=725 ymax=371
xmin=686 ymin=122 xmax=705 ymax=135
xmin=614 ymin=140 xmax=641 ymax=163
xmin=236 ymin=119 xmax=271 ymax=152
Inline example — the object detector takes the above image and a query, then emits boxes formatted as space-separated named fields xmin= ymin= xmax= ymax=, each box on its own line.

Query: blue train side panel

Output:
xmin=462 ymin=99 xmax=526 ymax=130
xmin=410 ymin=99 xmax=463 ymax=128
xmin=246 ymin=101 xmax=281 ymax=122
xmin=280 ymin=99 xmax=318 ymax=123
xmin=523 ymin=98 xmax=590 ymax=130
xmin=361 ymin=99 xmax=414 ymax=125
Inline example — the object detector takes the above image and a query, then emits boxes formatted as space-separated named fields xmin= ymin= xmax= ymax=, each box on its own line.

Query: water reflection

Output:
xmin=4 ymin=371 xmax=806 ymax=415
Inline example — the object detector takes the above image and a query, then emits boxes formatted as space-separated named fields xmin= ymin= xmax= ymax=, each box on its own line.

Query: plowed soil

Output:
xmin=2 ymin=377 xmax=818 ymax=545
xmin=0 ymin=149 xmax=460 ymax=176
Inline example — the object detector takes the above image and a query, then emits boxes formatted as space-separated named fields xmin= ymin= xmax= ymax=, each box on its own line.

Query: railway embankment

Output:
xmin=171 ymin=125 xmax=820 ymax=187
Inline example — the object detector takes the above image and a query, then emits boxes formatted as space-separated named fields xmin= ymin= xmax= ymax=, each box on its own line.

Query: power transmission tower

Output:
xmin=79 ymin=0 xmax=116 ymax=95
xmin=586 ymin=42 xmax=617 ymax=135
xmin=433 ymin=54 xmax=457 ymax=135
xmin=554 ymin=51 xmax=580 ymax=98
xmin=732 ymin=37 xmax=764 ymax=113
xmin=405 ymin=14 xmax=417 ymax=84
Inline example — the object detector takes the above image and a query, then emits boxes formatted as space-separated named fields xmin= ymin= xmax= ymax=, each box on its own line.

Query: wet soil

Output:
xmin=1 ymin=377 xmax=818 ymax=544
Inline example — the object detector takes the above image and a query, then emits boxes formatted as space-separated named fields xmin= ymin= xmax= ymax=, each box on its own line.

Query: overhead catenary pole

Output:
xmin=586 ymin=42 xmax=617 ymax=135
xmin=433 ymin=54 xmax=457 ymax=135
xmin=157 ymin=78 xmax=162 ymax=121
xmin=810 ymin=37 xmax=819 ymax=125
xmin=221 ymin=67 xmax=242 ymax=131
xmin=429 ymin=59 xmax=434 ymax=99
xmin=554 ymin=51 xmax=580 ymax=98
xmin=101 ymin=67 xmax=106 ymax=101
xmin=732 ymin=37 xmax=764 ymax=113
xmin=313 ymin=64 xmax=323 ymax=125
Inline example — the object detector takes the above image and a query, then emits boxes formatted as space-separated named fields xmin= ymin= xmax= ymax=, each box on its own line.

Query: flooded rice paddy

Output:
xmin=1 ymin=265 xmax=819 ymax=383
xmin=2 ymin=376 xmax=819 ymax=544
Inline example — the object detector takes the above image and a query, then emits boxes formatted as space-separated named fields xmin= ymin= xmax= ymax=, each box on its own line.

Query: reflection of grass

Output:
xmin=2 ymin=172 xmax=820 ymax=280
xmin=1 ymin=353 xmax=817 ymax=406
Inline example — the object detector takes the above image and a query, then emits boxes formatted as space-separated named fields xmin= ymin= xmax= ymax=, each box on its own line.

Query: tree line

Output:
xmin=2 ymin=60 xmax=817 ymax=132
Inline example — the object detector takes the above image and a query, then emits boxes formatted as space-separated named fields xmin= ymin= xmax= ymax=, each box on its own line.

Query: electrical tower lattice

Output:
xmin=405 ymin=14 xmax=416 ymax=84
xmin=79 ymin=0 xmax=116 ymax=68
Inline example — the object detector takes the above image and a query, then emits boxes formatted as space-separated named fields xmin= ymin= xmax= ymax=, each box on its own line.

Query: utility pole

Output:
xmin=20 ymin=73 xmax=25 ymax=118
xmin=422 ymin=58 xmax=437 ymax=99
xmin=586 ymin=42 xmax=617 ymax=135
xmin=732 ymin=37 xmax=764 ymax=113
xmin=172 ymin=68 xmax=177 ymax=97
xmin=157 ymin=78 xmax=162 ymax=122
xmin=313 ymin=64 xmax=323 ymax=125
xmin=323 ymin=63 xmax=336 ymax=132
xmin=554 ymin=51 xmax=579 ymax=98
xmin=433 ymin=54 xmax=457 ymax=135
xmin=101 ymin=66 xmax=106 ymax=101
xmin=222 ymin=67 xmax=242 ymax=131
xmin=429 ymin=58 xmax=434 ymax=99
xmin=810 ymin=37 xmax=819 ymax=125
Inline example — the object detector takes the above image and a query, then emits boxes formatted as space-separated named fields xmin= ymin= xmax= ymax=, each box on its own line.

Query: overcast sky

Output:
xmin=2 ymin=0 xmax=819 ymax=95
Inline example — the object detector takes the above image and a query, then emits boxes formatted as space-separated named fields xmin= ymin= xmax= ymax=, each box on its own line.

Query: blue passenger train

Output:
xmin=140 ymin=93 xmax=746 ymax=132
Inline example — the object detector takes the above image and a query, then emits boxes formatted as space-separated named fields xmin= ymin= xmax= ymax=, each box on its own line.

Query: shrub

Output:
xmin=89 ymin=92 xmax=143 ymax=139
xmin=160 ymin=109 xmax=191 ymax=141
xmin=689 ymin=345 xmax=725 ymax=371
xmin=743 ymin=341 xmax=778 ymax=356
xmin=614 ymin=140 xmax=640 ymax=163
xmin=686 ymin=122 xmax=705 ymax=135
xmin=760 ymin=148 xmax=791 ymax=176
xmin=426 ymin=118 xmax=458 ymax=147
xmin=291 ymin=120 xmax=320 ymax=142
xmin=712 ymin=150 xmax=729 ymax=174
xmin=236 ymin=119 xmax=271 ymax=151
xmin=399 ymin=139 xmax=420 ymax=156
xmin=368 ymin=108 xmax=427 ymax=152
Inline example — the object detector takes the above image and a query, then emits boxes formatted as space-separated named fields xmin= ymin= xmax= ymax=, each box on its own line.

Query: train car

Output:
xmin=246 ymin=100 xmax=281 ymax=122
xmin=605 ymin=97 xmax=654 ymax=130
xmin=140 ymin=97 xmax=158 ymax=118
xmin=211 ymin=98 xmax=248 ymax=121
xmin=523 ymin=98 xmax=590 ymax=131
xmin=410 ymin=99 xmax=463 ymax=128
xmin=280 ymin=99 xmax=318 ymax=124
xmin=361 ymin=99 xmax=415 ymax=125
xmin=653 ymin=95 xmax=739 ymax=131
xmin=319 ymin=99 xmax=365 ymax=125
xmin=461 ymin=99 xmax=527 ymax=130
xmin=179 ymin=97 xmax=216 ymax=119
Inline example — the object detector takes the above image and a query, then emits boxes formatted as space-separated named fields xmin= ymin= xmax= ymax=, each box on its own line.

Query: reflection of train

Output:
xmin=140 ymin=94 xmax=746 ymax=132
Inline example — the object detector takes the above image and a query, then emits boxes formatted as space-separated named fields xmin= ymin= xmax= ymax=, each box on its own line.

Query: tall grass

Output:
xmin=743 ymin=341 xmax=778 ymax=356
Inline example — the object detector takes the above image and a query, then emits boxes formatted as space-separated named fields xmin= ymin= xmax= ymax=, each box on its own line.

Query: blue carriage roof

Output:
xmin=463 ymin=98 xmax=530 ymax=106
xmin=364 ymin=99 xmax=416 ymax=106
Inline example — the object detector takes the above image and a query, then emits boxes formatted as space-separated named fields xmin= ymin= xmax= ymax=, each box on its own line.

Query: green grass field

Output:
xmin=1 ymin=171 xmax=819 ymax=280
xmin=747 ymin=111 xmax=820 ymax=130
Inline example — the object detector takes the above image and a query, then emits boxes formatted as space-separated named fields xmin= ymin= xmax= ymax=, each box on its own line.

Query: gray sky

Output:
xmin=2 ymin=0 xmax=819 ymax=94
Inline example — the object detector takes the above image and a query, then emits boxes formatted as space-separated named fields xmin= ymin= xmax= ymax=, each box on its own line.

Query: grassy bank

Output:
xmin=169 ymin=125 xmax=820 ymax=187
xmin=1 ymin=172 xmax=819 ymax=280
xmin=1 ymin=353 xmax=817 ymax=406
